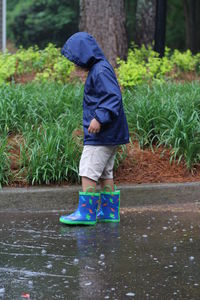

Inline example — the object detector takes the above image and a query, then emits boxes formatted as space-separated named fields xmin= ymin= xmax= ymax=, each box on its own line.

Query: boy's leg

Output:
xmin=99 ymin=146 xmax=117 ymax=191
xmin=100 ymin=178 xmax=114 ymax=191
xmin=82 ymin=176 xmax=97 ymax=192
xmin=79 ymin=145 xmax=114 ymax=190
xmin=97 ymin=147 xmax=120 ymax=222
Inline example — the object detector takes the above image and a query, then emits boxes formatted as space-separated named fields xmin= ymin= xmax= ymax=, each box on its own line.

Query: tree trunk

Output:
xmin=135 ymin=0 xmax=156 ymax=46
xmin=183 ymin=0 xmax=200 ymax=53
xmin=125 ymin=0 xmax=138 ymax=46
xmin=79 ymin=0 xmax=128 ymax=66
xmin=154 ymin=0 xmax=167 ymax=57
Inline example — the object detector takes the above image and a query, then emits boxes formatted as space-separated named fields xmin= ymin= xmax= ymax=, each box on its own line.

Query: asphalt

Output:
xmin=0 ymin=182 xmax=200 ymax=211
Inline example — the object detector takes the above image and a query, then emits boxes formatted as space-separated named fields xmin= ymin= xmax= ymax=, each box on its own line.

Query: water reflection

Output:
xmin=60 ymin=223 xmax=120 ymax=299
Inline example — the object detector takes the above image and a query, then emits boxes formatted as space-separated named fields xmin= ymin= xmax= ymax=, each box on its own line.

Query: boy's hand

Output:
xmin=88 ymin=118 xmax=101 ymax=134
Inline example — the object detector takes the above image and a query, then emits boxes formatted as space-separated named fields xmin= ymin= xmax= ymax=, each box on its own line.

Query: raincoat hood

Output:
xmin=61 ymin=32 xmax=106 ymax=68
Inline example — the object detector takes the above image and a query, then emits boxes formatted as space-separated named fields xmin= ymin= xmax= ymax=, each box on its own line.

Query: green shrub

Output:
xmin=35 ymin=54 xmax=74 ymax=84
xmin=117 ymin=45 xmax=174 ymax=87
xmin=1 ymin=43 xmax=200 ymax=87
xmin=0 ymin=52 xmax=16 ymax=84
xmin=117 ymin=45 xmax=200 ymax=87
xmin=171 ymin=49 xmax=196 ymax=72
xmin=15 ymin=46 xmax=41 ymax=74
xmin=0 ymin=44 xmax=74 ymax=84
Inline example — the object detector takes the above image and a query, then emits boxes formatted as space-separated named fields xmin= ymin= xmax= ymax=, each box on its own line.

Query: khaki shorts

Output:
xmin=79 ymin=145 xmax=118 ymax=182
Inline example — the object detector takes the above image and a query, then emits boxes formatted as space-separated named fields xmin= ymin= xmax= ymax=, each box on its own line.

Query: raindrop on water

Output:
xmin=0 ymin=288 xmax=5 ymax=295
xmin=28 ymin=281 xmax=33 ymax=287
xmin=73 ymin=258 xmax=79 ymax=265
xmin=46 ymin=263 xmax=52 ymax=269
xmin=98 ymin=261 xmax=105 ymax=266
xmin=85 ymin=282 xmax=92 ymax=286
xmin=126 ymin=292 xmax=135 ymax=297
xmin=189 ymin=256 xmax=195 ymax=261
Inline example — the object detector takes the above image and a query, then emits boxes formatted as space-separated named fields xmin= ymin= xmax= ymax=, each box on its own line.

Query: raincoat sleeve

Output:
xmin=93 ymin=70 xmax=121 ymax=125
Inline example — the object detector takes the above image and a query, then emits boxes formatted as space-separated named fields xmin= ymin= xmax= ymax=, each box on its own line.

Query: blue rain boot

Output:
xmin=59 ymin=190 xmax=100 ymax=225
xmin=97 ymin=186 xmax=120 ymax=222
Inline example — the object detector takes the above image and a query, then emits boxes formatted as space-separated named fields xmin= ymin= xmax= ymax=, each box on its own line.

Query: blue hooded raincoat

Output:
xmin=61 ymin=32 xmax=129 ymax=146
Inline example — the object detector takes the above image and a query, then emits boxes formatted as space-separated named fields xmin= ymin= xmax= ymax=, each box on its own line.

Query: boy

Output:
xmin=59 ymin=32 xmax=129 ymax=225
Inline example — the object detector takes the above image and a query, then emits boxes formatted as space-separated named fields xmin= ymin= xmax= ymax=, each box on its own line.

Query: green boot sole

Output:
xmin=59 ymin=217 xmax=96 ymax=226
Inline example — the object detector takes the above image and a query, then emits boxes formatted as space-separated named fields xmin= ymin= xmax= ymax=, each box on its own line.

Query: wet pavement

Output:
xmin=0 ymin=204 xmax=200 ymax=299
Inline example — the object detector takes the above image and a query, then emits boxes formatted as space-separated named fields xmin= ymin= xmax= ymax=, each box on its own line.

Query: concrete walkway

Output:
xmin=0 ymin=182 xmax=200 ymax=211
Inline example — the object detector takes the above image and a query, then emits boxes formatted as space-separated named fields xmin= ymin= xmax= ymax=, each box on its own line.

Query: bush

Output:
xmin=0 ymin=52 xmax=16 ymax=84
xmin=0 ymin=44 xmax=74 ymax=84
xmin=171 ymin=49 xmax=196 ymax=72
xmin=117 ymin=45 xmax=200 ymax=87
xmin=1 ymin=43 xmax=200 ymax=87
xmin=117 ymin=45 xmax=173 ymax=87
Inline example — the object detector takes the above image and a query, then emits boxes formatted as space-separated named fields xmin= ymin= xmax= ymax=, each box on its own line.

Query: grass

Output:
xmin=0 ymin=134 xmax=11 ymax=187
xmin=0 ymin=83 xmax=83 ymax=186
xmin=1 ymin=81 xmax=200 ymax=186
xmin=123 ymin=81 xmax=200 ymax=169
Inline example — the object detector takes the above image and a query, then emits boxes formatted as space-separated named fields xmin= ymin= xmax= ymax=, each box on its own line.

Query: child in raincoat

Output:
xmin=59 ymin=32 xmax=129 ymax=225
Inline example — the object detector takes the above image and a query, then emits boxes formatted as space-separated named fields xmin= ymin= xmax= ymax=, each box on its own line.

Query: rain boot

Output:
xmin=97 ymin=186 xmax=120 ymax=222
xmin=59 ymin=189 xmax=100 ymax=225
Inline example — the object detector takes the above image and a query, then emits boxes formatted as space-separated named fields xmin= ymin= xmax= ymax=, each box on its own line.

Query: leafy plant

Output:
xmin=171 ymin=49 xmax=196 ymax=72
xmin=0 ymin=44 xmax=74 ymax=84
xmin=0 ymin=52 xmax=16 ymax=84
xmin=0 ymin=136 xmax=11 ymax=188
xmin=117 ymin=45 xmax=174 ymax=87
xmin=117 ymin=45 xmax=200 ymax=87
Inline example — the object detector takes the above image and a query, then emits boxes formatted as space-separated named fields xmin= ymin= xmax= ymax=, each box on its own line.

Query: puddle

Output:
xmin=0 ymin=206 xmax=200 ymax=299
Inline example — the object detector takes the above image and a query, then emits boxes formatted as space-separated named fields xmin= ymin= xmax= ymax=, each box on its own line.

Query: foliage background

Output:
xmin=7 ymin=0 xmax=186 ymax=50
xmin=7 ymin=0 xmax=79 ymax=48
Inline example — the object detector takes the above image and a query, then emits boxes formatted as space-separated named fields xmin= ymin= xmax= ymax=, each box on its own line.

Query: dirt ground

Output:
xmin=114 ymin=141 xmax=200 ymax=184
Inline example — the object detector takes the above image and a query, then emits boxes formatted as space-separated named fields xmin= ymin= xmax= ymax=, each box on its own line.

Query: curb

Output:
xmin=0 ymin=182 xmax=200 ymax=211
